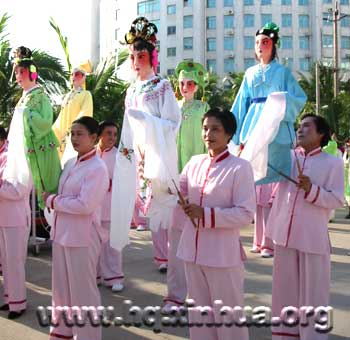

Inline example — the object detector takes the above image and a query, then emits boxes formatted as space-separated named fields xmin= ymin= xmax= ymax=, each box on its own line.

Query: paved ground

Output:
xmin=0 ymin=208 xmax=349 ymax=340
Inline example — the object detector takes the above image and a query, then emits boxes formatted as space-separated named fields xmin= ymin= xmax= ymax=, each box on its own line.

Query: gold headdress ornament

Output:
xmin=73 ymin=60 xmax=93 ymax=75
xmin=124 ymin=17 xmax=158 ymax=46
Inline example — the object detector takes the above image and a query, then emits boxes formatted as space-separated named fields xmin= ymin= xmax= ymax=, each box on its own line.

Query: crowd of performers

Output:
xmin=0 ymin=17 xmax=348 ymax=340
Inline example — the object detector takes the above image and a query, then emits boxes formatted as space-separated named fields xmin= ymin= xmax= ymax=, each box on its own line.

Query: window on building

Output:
xmin=323 ymin=13 xmax=332 ymax=26
xmin=184 ymin=15 xmax=193 ymax=28
xmin=207 ymin=16 xmax=216 ymax=29
xmin=261 ymin=0 xmax=271 ymax=5
xmin=207 ymin=59 xmax=217 ymax=73
xmin=341 ymin=36 xmax=350 ymax=49
xmin=137 ymin=0 xmax=160 ymax=15
xmin=184 ymin=0 xmax=193 ymax=7
xmin=299 ymin=58 xmax=310 ymax=71
xmin=282 ymin=57 xmax=293 ymax=69
xmin=341 ymin=16 xmax=350 ymax=27
xmin=224 ymin=15 xmax=234 ymax=29
xmin=340 ymin=0 xmax=349 ymax=4
xmin=207 ymin=0 xmax=216 ymax=8
xmin=224 ymin=58 xmax=234 ymax=73
xmin=167 ymin=5 xmax=176 ymax=14
xmin=281 ymin=0 xmax=291 ymax=4
xmin=261 ymin=14 xmax=272 ymax=25
xmin=167 ymin=26 xmax=176 ymax=35
xmin=167 ymin=68 xmax=175 ymax=76
xmin=224 ymin=37 xmax=234 ymax=50
xmin=244 ymin=58 xmax=255 ymax=68
xmin=323 ymin=0 xmax=332 ymax=3
xmin=167 ymin=47 xmax=176 ymax=57
xmin=183 ymin=37 xmax=193 ymax=50
xmin=298 ymin=0 xmax=309 ymax=5
xmin=244 ymin=0 xmax=254 ymax=5
xmin=207 ymin=38 xmax=216 ymax=51
xmin=224 ymin=0 xmax=234 ymax=6
xmin=299 ymin=15 xmax=309 ymax=28
xmin=322 ymin=34 xmax=333 ymax=48
xmin=299 ymin=36 xmax=310 ymax=49
xmin=244 ymin=36 xmax=255 ymax=49
xmin=282 ymin=14 xmax=292 ymax=27
xmin=244 ymin=14 xmax=255 ymax=27
xmin=281 ymin=36 xmax=293 ymax=49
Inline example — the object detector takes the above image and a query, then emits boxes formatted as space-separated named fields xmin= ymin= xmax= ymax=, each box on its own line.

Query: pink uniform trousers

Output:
xmin=131 ymin=206 xmax=148 ymax=227
xmin=184 ymin=261 xmax=249 ymax=340
xmin=50 ymin=228 xmax=102 ymax=340
xmin=164 ymin=225 xmax=187 ymax=306
xmin=272 ymin=245 xmax=330 ymax=340
xmin=151 ymin=227 xmax=168 ymax=265
xmin=0 ymin=226 xmax=30 ymax=312
xmin=97 ymin=222 xmax=124 ymax=286
xmin=253 ymin=205 xmax=274 ymax=253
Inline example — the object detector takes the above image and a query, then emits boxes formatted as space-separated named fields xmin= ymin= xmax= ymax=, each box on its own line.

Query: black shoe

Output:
xmin=8 ymin=310 xmax=25 ymax=319
xmin=345 ymin=213 xmax=350 ymax=219
xmin=0 ymin=304 xmax=9 ymax=311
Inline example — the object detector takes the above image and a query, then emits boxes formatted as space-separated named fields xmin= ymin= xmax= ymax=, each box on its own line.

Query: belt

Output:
xmin=251 ymin=97 xmax=267 ymax=104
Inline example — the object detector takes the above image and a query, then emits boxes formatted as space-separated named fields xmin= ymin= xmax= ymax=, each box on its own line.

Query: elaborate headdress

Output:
xmin=124 ymin=17 xmax=158 ymax=46
xmin=11 ymin=46 xmax=38 ymax=82
xmin=72 ymin=60 xmax=93 ymax=75
xmin=256 ymin=22 xmax=280 ymax=46
xmin=175 ymin=61 xmax=208 ymax=101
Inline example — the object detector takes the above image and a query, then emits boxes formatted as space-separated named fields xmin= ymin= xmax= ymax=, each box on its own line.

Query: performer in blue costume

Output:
xmin=231 ymin=22 xmax=307 ymax=184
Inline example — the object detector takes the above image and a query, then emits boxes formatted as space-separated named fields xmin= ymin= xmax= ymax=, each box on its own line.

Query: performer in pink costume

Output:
xmin=96 ymin=121 xmax=124 ymax=292
xmin=177 ymin=108 xmax=256 ymax=340
xmin=0 ymin=126 xmax=32 ymax=320
xmin=266 ymin=114 xmax=344 ymax=340
xmin=43 ymin=117 xmax=109 ymax=340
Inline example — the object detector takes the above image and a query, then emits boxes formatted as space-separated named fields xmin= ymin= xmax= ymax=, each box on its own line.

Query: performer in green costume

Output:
xmin=5 ymin=46 xmax=61 ymax=208
xmin=175 ymin=61 xmax=209 ymax=172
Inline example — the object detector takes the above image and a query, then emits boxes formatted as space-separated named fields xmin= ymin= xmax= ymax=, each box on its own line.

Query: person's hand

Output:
xmin=297 ymin=174 xmax=312 ymax=194
xmin=182 ymin=203 xmax=204 ymax=220
xmin=41 ymin=191 xmax=50 ymax=205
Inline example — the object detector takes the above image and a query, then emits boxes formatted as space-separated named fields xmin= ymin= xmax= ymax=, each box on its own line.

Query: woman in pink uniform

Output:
xmin=42 ymin=116 xmax=109 ymax=340
xmin=177 ymin=108 xmax=256 ymax=340
xmin=0 ymin=126 xmax=32 ymax=320
xmin=96 ymin=121 xmax=124 ymax=292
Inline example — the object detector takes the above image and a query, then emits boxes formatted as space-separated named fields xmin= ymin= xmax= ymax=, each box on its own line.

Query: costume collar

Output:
xmin=297 ymin=146 xmax=322 ymax=158
xmin=209 ymin=148 xmax=230 ymax=163
xmin=23 ymin=85 xmax=40 ymax=96
xmin=97 ymin=144 xmax=114 ymax=154
xmin=77 ymin=148 xmax=96 ymax=163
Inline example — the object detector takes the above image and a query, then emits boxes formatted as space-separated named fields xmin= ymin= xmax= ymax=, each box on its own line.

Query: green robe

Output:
xmin=177 ymin=99 xmax=209 ymax=172
xmin=20 ymin=87 xmax=61 ymax=208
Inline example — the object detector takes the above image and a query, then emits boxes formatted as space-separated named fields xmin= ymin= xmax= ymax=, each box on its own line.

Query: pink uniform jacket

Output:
xmin=46 ymin=148 xmax=109 ymax=247
xmin=266 ymin=147 xmax=344 ymax=255
xmin=0 ymin=142 xmax=32 ymax=227
xmin=177 ymin=149 xmax=256 ymax=267
xmin=96 ymin=145 xmax=117 ymax=223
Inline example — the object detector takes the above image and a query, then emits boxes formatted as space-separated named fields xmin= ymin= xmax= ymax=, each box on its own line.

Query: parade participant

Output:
xmin=163 ymin=60 xmax=209 ymax=308
xmin=266 ymin=114 xmax=344 ymax=340
xmin=231 ymin=22 xmax=306 ymax=183
xmin=4 ymin=46 xmax=61 ymax=209
xmin=42 ymin=116 xmax=109 ymax=340
xmin=110 ymin=17 xmax=181 ymax=269
xmin=96 ymin=121 xmax=124 ymax=292
xmin=0 ymin=126 xmax=32 ymax=319
xmin=251 ymin=183 xmax=276 ymax=257
xmin=177 ymin=108 xmax=256 ymax=340
xmin=53 ymin=61 xmax=93 ymax=162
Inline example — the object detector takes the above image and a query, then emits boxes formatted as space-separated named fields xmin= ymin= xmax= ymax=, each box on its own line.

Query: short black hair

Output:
xmin=72 ymin=116 xmax=99 ymax=135
xmin=98 ymin=121 xmax=118 ymax=136
xmin=202 ymin=107 xmax=237 ymax=140
xmin=0 ymin=126 xmax=7 ymax=140
xmin=300 ymin=113 xmax=331 ymax=147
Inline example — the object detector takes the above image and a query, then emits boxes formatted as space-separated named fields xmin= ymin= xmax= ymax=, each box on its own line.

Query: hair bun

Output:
xmin=15 ymin=46 xmax=32 ymax=59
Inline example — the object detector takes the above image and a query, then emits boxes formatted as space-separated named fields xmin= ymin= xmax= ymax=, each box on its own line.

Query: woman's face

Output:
xmin=15 ymin=66 xmax=35 ymax=90
xmin=129 ymin=46 xmax=154 ymax=81
xmin=71 ymin=71 xmax=85 ymax=89
xmin=202 ymin=116 xmax=230 ymax=157
xmin=99 ymin=126 xmax=118 ymax=150
xmin=255 ymin=34 xmax=273 ymax=63
xmin=179 ymin=79 xmax=198 ymax=101
xmin=71 ymin=123 xmax=97 ymax=156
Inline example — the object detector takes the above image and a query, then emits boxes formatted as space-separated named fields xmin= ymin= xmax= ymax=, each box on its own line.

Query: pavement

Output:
xmin=0 ymin=208 xmax=349 ymax=340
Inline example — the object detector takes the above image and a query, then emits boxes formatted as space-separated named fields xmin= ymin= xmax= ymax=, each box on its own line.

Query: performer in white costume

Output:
xmin=110 ymin=17 xmax=181 ymax=253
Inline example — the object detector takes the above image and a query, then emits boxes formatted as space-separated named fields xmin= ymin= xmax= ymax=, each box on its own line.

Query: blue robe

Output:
xmin=231 ymin=59 xmax=307 ymax=184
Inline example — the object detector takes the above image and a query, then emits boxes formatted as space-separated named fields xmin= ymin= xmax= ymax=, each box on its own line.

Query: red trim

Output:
xmin=311 ymin=186 xmax=320 ymax=204
xmin=202 ymin=210 xmax=205 ymax=228
xmin=154 ymin=257 xmax=168 ymax=263
xmin=210 ymin=208 xmax=215 ymax=228
xmin=163 ymin=298 xmax=184 ymax=305
xmin=49 ymin=332 xmax=74 ymax=339
xmin=272 ymin=331 xmax=299 ymax=337
xmin=77 ymin=148 xmax=96 ymax=163
xmin=108 ymin=178 xmax=112 ymax=192
xmin=104 ymin=275 xmax=124 ymax=282
xmin=9 ymin=299 xmax=26 ymax=305
xmin=215 ymin=150 xmax=230 ymax=163
xmin=308 ymin=147 xmax=322 ymax=157
xmin=51 ymin=195 xmax=58 ymax=210
xmin=261 ymin=246 xmax=274 ymax=251
xmin=3 ymin=294 xmax=8 ymax=297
